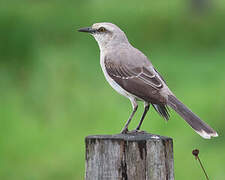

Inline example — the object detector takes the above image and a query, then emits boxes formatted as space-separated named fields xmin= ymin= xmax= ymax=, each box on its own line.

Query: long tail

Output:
xmin=167 ymin=95 xmax=218 ymax=139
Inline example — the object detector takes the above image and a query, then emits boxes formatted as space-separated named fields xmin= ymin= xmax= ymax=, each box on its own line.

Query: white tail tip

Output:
xmin=196 ymin=130 xmax=219 ymax=139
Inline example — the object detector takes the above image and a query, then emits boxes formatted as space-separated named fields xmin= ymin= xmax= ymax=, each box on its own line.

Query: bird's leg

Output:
xmin=135 ymin=102 xmax=150 ymax=131
xmin=120 ymin=99 xmax=138 ymax=134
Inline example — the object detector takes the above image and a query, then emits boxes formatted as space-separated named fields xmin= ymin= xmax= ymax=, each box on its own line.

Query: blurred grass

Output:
xmin=0 ymin=0 xmax=225 ymax=179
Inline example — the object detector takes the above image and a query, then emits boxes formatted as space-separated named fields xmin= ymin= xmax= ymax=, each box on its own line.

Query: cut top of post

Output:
xmin=86 ymin=132 xmax=172 ymax=142
xmin=85 ymin=132 xmax=174 ymax=180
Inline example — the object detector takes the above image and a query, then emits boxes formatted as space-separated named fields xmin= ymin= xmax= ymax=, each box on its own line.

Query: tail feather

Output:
xmin=167 ymin=95 xmax=218 ymax=139
xmin=152 ymin=104 xmax=170 ymax=121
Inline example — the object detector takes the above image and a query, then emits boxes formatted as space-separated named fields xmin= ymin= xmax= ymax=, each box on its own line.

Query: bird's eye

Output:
xmin=98 ymin=27 xmax=106 ymax=32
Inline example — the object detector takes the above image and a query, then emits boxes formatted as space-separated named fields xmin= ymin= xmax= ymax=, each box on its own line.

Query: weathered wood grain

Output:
xmin=85 ymin=132 xmax=174 ymax=180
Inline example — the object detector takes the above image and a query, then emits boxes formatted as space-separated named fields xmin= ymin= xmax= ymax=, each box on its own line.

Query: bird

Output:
xmin=78 ymin=22 xmax=218 ymax=139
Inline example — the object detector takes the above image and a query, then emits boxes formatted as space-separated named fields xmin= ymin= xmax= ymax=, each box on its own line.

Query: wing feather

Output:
xmin=105 ymin=58 xmax=163 ymax=89
xmin=104 ymin=56 xmax=166 ymax=104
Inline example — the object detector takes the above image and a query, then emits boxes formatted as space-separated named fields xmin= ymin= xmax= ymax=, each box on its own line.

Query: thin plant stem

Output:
xmin=196 ymin=156 xmax=209 ymax=180
xmin=192 ymin=149 xmax=209 ymax=180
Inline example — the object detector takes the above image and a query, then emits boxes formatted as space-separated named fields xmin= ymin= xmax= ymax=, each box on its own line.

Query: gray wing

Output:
xmin=105 ymin=56 xmax=170 ymax=120
xmin=104 ymin=56 xmax=166 ymax=104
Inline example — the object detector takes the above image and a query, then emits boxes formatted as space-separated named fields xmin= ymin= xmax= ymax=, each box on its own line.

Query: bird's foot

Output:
xmin=129 ymin=129 xmax=147 ymax=134
xmin=120 ymin=128 xmax=147 ymax=134
xmin=120 ymin=127 xmax=129 ymax=134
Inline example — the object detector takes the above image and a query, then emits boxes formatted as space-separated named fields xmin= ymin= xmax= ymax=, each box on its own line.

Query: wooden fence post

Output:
xmin=85 ymin=132 xmax=174 ymax=180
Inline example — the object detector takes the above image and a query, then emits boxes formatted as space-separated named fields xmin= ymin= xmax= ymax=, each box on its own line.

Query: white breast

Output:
xmin=100 ymin=53 xmax=133 ymax=99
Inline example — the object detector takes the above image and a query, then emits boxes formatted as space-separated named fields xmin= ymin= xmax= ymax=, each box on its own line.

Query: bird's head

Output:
xmin=78 ymin=22 xmax=128 ymax=50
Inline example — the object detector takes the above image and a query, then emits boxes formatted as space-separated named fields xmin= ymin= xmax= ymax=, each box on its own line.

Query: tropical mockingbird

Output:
xmin=78 ymin=22 xmax=218 ymax=139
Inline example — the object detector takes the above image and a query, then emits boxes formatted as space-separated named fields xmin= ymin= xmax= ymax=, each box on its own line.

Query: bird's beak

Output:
xmin=78 ymin=27 xmax=96 ymax=33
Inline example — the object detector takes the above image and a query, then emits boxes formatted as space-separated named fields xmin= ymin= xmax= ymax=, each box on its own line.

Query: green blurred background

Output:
xmin=0 ymin=0 xmax=224 ymax=179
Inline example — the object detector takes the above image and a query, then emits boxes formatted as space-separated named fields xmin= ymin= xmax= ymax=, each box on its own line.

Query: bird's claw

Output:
xmin=129 ymin=129 xmax=147 ymax=134
xmin=120 ymin=128 xmax=147 ymax=134
xmin=120 ymin=128 xmax=129 ymax=134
